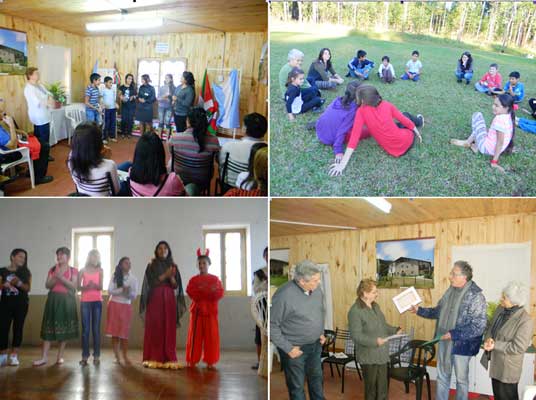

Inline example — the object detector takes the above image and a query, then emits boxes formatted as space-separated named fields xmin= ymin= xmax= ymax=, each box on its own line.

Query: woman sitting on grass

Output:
xmin=450 ymin=94 xmax=515 ymax=173
xmin=314 ymin=81 xmax=370 ymax=163
xmin=328 ymin=85 xmax=423 ymax=177
xmin=306 ymin=48 xmax=344 ymax=90
xmin=285 ymin=67 xmax=325 ymax=121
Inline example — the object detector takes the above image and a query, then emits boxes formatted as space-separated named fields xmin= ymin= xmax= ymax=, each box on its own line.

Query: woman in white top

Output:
xmin=23 ymin=67 xmax=54 ymax=185
xmin=105 ymin=257 xmax=138 ymax=365
xmin=68 ymin=122 xmax=120 ymax=196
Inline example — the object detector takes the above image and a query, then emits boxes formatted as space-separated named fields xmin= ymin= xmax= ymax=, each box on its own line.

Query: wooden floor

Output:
xmin=270 ymin=366 xmax=492 ymax=400
xmin=0 ymin=347 xmax=266 ymax=400
xmin=4 ymin=137 xmax=221 ymax=197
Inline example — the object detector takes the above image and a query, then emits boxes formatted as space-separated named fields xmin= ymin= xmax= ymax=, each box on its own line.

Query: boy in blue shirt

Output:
xmin=346 ymin=49 xmax=375 ymax=80
xmin=85 ymin=73 xmax=102 ymax=123
xmin=495 ymin=71 xmax=524 ymax=103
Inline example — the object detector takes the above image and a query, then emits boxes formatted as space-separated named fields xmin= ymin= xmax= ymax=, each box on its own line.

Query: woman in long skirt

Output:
xmin=33 ymin=247 xmax=79 ymax=366
xmin=140 ymin=241 xmax=186 ymax=369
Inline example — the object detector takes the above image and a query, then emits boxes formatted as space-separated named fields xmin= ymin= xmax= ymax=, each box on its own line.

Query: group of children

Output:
xmin=279 ymin=45 xmax=526 ymax=174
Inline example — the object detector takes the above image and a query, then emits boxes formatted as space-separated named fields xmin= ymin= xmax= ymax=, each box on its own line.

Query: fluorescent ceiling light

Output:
xmin=86 ymin=17 xmax=163 ymax=32
xmin=270 ymin=219 xmax=357 ymax=230
xmin=364 ymin=197 xmax=392 ymax=214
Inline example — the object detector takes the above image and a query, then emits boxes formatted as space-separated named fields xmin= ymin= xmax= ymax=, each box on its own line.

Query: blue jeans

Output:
xmin=455 ymin=71 xmax=473 ymax=82
xmin=103 ymin=109 xmax=116 ymax=139
xmin=349 ymin=65 xmax=372 ymax=79
xmin=86 ymin=108 xmax=101 ymax=124
xmin=436 ymin=340 xmax=470 ymax=400
xmin=518 ymin=118 xmax=536 ymax=134
xmin=81 ymin=301 xmax=102 ymax=359
xmin=401 ymin=72 xmax=420 ymax=81
xmin=278 ymin=341 xmax=325 ymax=400
xmin=474 ymin=82 xmax=499 ymax=94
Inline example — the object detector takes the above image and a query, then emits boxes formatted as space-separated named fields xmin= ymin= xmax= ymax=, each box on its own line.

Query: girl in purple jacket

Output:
xmin=315 ymin=81 xmax=370 ymax=163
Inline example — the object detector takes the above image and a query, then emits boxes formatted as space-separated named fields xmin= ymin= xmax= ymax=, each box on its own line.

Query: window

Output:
xmin=203 ymin=228 xmax=247 ymax=296
xmin=72 ymin=227 xmax=114 ymax=290
xmin=137 ymin=57 xmax=187 ymax=89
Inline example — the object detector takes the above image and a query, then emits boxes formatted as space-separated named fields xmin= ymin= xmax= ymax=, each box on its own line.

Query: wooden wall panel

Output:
xmin=83 ymin=31 xmax=268 ymax=123
xmin=271 ymin=213 xmax=536 ymax=344
xmin=0 ymin=13 xmax=85 ymax=132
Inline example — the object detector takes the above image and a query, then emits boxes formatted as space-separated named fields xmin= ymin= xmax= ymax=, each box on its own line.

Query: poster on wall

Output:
xmin=376 ymin=238 xmax=435 ymax=289
xmin=0 ymin=27 xmax=28 ymax=75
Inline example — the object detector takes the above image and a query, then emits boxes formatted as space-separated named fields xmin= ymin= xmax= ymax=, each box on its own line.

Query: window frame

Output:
xmin=72 ymin=227 xmax=115 ymax=294
xmin=203 ymin=228 xmax=248 ymax=297
xmin=136 ymin=57 xmax=188 ymax=89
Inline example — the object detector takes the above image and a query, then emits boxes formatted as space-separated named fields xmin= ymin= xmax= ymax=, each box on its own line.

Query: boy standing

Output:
xmin=401 ymin=50 xmax=422 ymax=81
xmin=101 ymin=76 xmax=118 ymax=143
xmin=85 ymin=73 xmax=102 ymax=123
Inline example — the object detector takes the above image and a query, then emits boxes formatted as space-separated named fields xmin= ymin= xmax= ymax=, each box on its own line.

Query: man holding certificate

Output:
xmin=410 ymin=261 xmax=487 ymax=400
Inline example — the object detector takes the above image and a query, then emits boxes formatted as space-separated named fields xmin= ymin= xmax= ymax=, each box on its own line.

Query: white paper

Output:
xmin=385 ymin=334 xmax=406 ymax=341
xmin=392 ymin=286 xmax=422 ymax=313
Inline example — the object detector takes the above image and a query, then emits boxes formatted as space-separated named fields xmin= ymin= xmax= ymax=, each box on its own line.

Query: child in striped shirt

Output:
xmin=85 ymin=73 xmax=102 ymax=124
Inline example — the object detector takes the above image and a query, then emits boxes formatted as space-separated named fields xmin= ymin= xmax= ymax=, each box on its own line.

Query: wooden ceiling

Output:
xmin=0 ymin=0 xmax=267 ymax=35
xmin=271 ymin=198 xmax=536 ymax=237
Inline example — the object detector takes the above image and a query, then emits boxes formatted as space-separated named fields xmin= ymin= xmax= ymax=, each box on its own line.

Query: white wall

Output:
xmin=0 ymin=198 xmax=267 ymax=350
xmin=0 ymin=198 xmax=267 ymax=295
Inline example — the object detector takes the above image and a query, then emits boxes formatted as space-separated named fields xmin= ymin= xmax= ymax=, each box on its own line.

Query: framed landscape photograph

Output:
xmin=0 ymin=27 xmax=28 ymax=75
xmin=376 ymin=238 xmax=435 ymax=289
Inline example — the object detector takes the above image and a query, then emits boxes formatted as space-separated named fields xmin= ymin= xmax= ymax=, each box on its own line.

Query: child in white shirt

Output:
xmin=101 ymin=76 xmax=118 ymax=143
xmin=401 ymin=50 xmax=422 ymax=82
xmin=378 ymin=56 xmax=396 ymax=84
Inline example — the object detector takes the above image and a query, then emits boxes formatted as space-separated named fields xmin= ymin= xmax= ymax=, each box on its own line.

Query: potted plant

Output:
xmin=45 ymin=82 xmax=67 ymax=109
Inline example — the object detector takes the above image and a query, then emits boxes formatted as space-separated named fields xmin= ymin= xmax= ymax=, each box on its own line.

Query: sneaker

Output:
xmin=110 ymin=138 xmax=118 ymax=143
xmin=0 ymin=354 xmax=7 ymax=367
xmin=457 ymin=79 xmax=462 ymax=83
xmin=466 ymin=80 xmax=471 ymax=85
xmin=8 ymin=354 xmax=19 ymax=366
xmin=102 ymin=140 xmax=108 ymax=144
xmin=417 ymin=114 xmax=424 ymax=129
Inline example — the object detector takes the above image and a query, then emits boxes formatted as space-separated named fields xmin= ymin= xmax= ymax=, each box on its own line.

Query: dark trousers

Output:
xmin=103 ymin=109 xmax=117 ymax=139
xmin=492 ymin=378 xmax=518 ymax=400
xmin=120 ymin=105 xmax=135 ymax=136
xmin=300 ymin=88 xmax=323 ymax=114
xmin=81 ymin=301 xmax=102 ymax=359
xmin=362 ymin=363 xmax=389 ymax=400
xmin=395 ymin=112 xmax=422 ymax=128
xmin=0 ymin=296 xmax=29 ymax=351
xmin=174 ymin=114 xmax=187 ymax=133
xmin=528 ymin=98 xmax=536 ymax=118
xmin=278 ymin=341 xmax=325 ymax=400
xmin=33 ymin=123 xmax=50 ymax=180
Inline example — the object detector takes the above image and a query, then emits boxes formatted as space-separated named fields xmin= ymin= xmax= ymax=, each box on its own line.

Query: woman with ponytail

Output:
xmin=451 ymin=94 xmax=515 ymax=172
xmin=105 ymin=257 xmax=138 ymax=364
xmin=168 ymin=107 xmax=220 ymax=192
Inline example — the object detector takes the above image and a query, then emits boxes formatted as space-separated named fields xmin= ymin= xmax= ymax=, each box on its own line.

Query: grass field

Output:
xmin=270 ymin=30 xmax=536 ymax=196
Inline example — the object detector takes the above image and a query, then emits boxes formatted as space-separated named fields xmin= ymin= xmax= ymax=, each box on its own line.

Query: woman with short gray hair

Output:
xmin=278 ymin=48 xmax=315 ymax=99
xmin=480 ymin=281 xmax=534 ymax=400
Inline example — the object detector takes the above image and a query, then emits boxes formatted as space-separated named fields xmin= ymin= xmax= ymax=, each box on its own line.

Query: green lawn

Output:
xmin=270 ymin=30 xmax=536 ymax=196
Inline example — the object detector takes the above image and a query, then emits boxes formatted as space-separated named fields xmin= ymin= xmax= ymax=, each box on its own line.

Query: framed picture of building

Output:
xmin=0 ymin=27 xmax=28 ymax=76
xmin=376 ymin=238 xmax=435 ymax=289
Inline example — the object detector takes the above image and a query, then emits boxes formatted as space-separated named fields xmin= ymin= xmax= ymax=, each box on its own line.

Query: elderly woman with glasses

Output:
xmin=480 ymin=281 xmax=534 ymax=400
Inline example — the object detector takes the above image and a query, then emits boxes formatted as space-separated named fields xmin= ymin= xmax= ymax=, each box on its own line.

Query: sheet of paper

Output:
xmin=392 ymin=286 xmax=422 ymax=313
xmin=385 ymin=334 xmax=407 ymax=341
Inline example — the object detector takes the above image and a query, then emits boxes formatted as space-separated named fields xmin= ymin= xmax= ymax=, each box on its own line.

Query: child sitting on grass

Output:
xmin=347 ymin=50 xmax=375 ymax=80
xmin=475 ymin=63 xmax=502 ymax=95
xmin=493 ymin=71 xmax=524 ymax=103
xmin=285 ymin=67 xmax=324 ymax=121
xmin=450 ymin=94 xmax=515 ymax=173
xmin=378 ymin=56 xmax=396 ymax=84
xmin=307 ymin=47 xmax=344 ymax=90
xmin=314 ymin=81 xmax=370 ymax=163
xmin=328 ymin=84 xmax=424 ymax=177
xmin=401 ymin=50 xmax=422 ymax=81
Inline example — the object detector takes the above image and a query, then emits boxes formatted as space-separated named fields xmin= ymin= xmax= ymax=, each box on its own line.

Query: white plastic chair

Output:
xmin=0 ymin=147 xmax=35 ymax=193
xmin=64 ymin=103 xmax=87 ymax=144
xmin=523 ymin=385 xmax=536 ymax=400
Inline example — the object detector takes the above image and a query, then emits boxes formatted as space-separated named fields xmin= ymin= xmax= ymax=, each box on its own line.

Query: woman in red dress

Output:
xmin=139 ymin=241 xmax=186 ymax=369
xmin=185 ymin=249 xmax=224 ymax=368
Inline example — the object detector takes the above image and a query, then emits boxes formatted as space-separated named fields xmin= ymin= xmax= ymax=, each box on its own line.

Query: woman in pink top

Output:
xmin=129 ymin=132 xmax=187 ymax=197
xmin=329 ymin=84 xmax=423 ymax=176
xmin=78 ymin=249 xmax=103 ymax=366
xmin=33 ymin=247 xmax=79 ymax=366
xmin=451 ymin=94 xmax=515 ymax=173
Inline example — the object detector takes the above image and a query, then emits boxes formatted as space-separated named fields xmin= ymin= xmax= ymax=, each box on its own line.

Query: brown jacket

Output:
xmin=480 ymin=306 xmax=534 ymax=383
